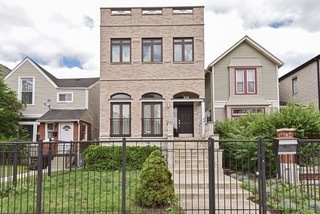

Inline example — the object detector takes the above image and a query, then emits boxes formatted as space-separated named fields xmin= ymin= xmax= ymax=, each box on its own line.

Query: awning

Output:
xmin=226 ymin=95 xmax=270 ymax=106
xmin=37 ymin=109 xmax=87 ymax=122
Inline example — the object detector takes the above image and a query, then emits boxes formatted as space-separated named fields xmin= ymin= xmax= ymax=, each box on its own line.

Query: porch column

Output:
xmin=201 ymin=101 xmax=205 ymax=137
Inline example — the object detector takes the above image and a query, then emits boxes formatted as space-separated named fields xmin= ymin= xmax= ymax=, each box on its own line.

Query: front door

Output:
xmin=177 ymin=104 xmax=193 ymax=137
xmin=59 ymin=123 xmax=73 ymax=154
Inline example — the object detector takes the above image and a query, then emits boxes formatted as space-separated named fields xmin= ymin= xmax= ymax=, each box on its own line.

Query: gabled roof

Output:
xmin=279 ymin=54 xmax=320 ymax=81
xmin=5 ymin=56 xmax=99 ymax=88
xmin=37 ymin=109 xmax=87 ymax=122
xmin=207 ymin=35 xmax=283 ymax=71
xmin=0 ymin=64 xmax=11 ymax=76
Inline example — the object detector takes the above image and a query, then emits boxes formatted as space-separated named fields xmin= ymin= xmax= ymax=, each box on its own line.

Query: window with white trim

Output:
xmin=292 ymin=77 xmax=297 ymax=95
xmin=58 ymin=92 xmax=73 ymax=102
xmin=235 ymin=68 xmax=256 ymax=94
xmin=47 ymin=123 xmax=54 ymax=140
xmin=231 ymin=108 xmax=264 ymax=118
xmin=20 ymin=77 xmax=34 ymax=104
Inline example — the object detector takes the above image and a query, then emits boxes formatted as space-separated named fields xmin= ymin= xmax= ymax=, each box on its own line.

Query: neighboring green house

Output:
xmin=205 ymin=35 xmax=283 ymax=122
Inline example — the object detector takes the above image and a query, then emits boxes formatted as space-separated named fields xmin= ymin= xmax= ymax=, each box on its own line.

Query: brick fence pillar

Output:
xmin=276 ymin=128 xmax=299 ymax=183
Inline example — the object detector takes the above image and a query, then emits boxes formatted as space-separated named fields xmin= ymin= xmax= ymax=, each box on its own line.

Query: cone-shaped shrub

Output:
xmin=135 ymin=150 xmax=174 ymax=208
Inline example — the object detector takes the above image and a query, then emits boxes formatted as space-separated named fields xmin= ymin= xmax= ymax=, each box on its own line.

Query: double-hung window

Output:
xmin=111 ymin=39 xmax=131 ymax=63
xmin=141 ymin=93 xmax=163 ymax=136
xmin=47 ymin=123 xmax=54 ymax=140
xmin=20 ymin=77 xmax=34 ymax=104
xmin=173 ymin=38 xmax=193 ymax=62
xmin=110 ymin=94 xmax=131 ymax=137
xmin=142 ymin=38 xmax=162 ymax=63
xmin=235 ymin=68 xmax=256 ymax=94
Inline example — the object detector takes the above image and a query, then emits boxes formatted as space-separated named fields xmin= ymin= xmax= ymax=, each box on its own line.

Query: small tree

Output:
xmin=0 ymin=75 xmax=26 ymax=140
xmin=135 ymin=150 xmax=174 ymax=208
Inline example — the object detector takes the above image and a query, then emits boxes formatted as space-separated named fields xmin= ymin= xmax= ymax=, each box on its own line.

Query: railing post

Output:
xmin=13 ymin=143 xmax=18 ymax=186
xmin=122 ymin=137 xmax=127 ymax=214
xmin=48 ymin=142 xmax=52 ymax=177
xmin=258 ymin=138 xmax=267 ymax=214
xmin=208 ymin=138 xmax=215 ymax=214
xmin=36 ymin=140 xmax=43 ymax=214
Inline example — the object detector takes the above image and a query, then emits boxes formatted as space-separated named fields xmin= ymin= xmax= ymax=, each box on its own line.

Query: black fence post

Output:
xmin=122 ymin=138 xmax=127 ymax=214
xmin=36 ymin=140 xmax=43 ymax=214
xmin=258 ymin=138 xmax=267 ymax=214
xmin=48 ymin=142 xmax=52 ymax=177
xmin=208 ymin=138 xmax=215 ymax=214
xmin=13 ymin=143 xmax=18 ymax=186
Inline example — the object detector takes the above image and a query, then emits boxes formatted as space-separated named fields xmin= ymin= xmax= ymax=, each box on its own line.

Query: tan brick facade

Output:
xmin=100 ymin=7 xmax=205 ymax=139
xmin=279 ymin=61 xmax=319 ymax=109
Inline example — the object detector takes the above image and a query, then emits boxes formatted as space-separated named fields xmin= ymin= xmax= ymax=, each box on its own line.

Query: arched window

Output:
xmin=141 ymin=93 xmax=163 ymax=136
xmin=110 ymin=93 xmax=131 ymax=136
xmin=142 ymin=93 xmax=162 ymax=99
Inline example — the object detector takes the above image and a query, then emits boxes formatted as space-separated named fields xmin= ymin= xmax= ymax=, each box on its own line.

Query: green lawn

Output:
xmin=0 ymin=169 xmax=145 ymax=213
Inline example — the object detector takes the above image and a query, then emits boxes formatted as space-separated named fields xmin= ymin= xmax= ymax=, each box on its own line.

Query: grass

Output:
xmin=0 ymin=169 xmax=179 ymax=213
xmin=0 ymin=165 xmax=28 ymax=178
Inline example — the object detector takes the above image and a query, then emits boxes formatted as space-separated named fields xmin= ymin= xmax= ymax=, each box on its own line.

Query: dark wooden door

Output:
xmin=178 ymin=105 xmax=193 ymax=134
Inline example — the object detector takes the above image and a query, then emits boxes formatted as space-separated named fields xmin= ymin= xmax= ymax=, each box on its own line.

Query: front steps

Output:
xmin=171 ymin=140 xmax=259 ymax=213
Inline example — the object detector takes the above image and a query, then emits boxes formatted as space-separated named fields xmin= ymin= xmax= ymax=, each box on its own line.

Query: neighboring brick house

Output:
xmin=205 ymin=36 xmax=283 ymax=122
xmin=279 ymin=54 xmax=320 ymax=109
xmin=100 ymin=6 xmax=205 ymax=139
xmin=4 ymin=57 xmax=100 ymax=153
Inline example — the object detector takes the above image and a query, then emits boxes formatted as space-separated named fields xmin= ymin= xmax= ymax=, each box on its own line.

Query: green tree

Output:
xmin=0 ymin=75 xmax=26 ymax=140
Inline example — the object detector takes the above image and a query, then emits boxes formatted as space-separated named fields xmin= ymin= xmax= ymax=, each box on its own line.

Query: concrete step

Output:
xmin=179 ymin=199 xmax=258 ymax=210
xmin=173 ymin=142 xmax=209 ymax=149
xmin=174 ymin=182 xmax=241 ymax=189
xmin=177 ymin=188 xmax=252 ymax=200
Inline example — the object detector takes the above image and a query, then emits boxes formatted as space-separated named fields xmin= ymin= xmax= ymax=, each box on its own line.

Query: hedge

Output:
xmin=83 ymin=145 xmax=161 ymax=171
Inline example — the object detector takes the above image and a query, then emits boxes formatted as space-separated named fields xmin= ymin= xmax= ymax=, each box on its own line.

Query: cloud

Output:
xmin=84 ymin=15 xmax=94 ymax=30
xmin=0 ymin=3 xmax=33 ymax=30
xmin=205 ymin=0 xmax=320 ymax=32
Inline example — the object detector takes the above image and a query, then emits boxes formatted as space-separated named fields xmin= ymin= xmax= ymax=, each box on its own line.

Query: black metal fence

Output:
xmin=1 ymin=138 xmax=320 ymax=214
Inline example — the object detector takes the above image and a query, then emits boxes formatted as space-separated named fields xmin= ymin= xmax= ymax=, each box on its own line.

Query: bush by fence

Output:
xmin=83 ymin=145 xmax=161 ymax=171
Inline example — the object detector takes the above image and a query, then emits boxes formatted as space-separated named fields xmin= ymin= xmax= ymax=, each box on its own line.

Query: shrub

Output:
xmin=135 ymin=150 xmax=174 ymax=208
xmin=83 ymin=145 xmax=160 ymax=171
xmin=214 ymin=103 xmax=320 ymax=175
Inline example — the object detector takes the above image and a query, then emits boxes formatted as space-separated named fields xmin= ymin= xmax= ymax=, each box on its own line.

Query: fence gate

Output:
xmin=208 ymin=138 xmax=267 ymax=214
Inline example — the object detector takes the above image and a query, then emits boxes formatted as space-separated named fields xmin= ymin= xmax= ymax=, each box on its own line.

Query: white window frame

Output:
xmin=292 ymin=77 xmax=298 ymax=95
xmin=57 ymin=92 xmax=73 ymax=103
xmin=18 ymin=77 xmax=35 ymax=105
xmin=46 ymin=123 xmax=55 ymax=141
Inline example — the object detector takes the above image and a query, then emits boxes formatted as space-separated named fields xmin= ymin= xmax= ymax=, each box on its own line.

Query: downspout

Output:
xmin=317 ymin=58 xmax=320 ymax=110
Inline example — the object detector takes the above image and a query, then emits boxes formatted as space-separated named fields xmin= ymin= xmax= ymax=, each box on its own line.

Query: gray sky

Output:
xmin=1 ymin=0 xmax=319 ymax=78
